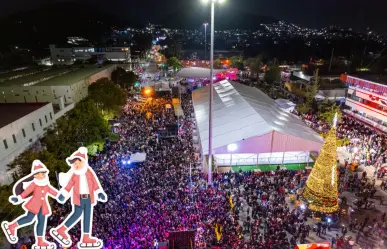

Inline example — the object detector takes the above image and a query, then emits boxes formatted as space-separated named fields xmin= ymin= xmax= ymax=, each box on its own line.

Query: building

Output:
xmin=0 ymin=65 xmax=117 ymax=184
xmin=0 ymin=65 xmax=116 ymax=119
xmin=0 ymin=103 xmax=55 ymax=184
xmin=192 ymin=80 xmax=324 ymax=172
xmin=341 ymin=74 xmax=387 ymax=132
xmin=49 ymin=45 xmax=131 ymax=65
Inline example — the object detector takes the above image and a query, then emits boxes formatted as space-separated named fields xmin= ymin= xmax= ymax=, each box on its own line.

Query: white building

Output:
xmin=0 ymin=103 xmax=55 ymax=184
xmin=50 ymin=45 xmax=131 ymax=65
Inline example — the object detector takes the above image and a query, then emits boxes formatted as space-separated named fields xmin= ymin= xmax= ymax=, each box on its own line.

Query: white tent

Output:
xmin=130 ymin=153 xmax=147 ymax=163
xmin=274 ymin=99 xmax=296 ymax=113
xmin=192 ymin=80 xmax=323 ymax=155
xmin=176 ymin=67 xmax=226 ymax=78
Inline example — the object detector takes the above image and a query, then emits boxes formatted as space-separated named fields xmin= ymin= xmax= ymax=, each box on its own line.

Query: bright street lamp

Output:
xmin=201 ymin=0 xmax=225 ymax=185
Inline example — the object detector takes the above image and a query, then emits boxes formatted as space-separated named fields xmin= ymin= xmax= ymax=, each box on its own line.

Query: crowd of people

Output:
xmin=301 ymin=113 xmax=387 ymax=171
xmin=7 ymin=88 xmax=387 ymax=249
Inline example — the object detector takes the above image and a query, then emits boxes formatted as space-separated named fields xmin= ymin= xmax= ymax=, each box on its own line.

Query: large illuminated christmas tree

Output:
xmin=302 ymin=114 xmax=339 ymax=213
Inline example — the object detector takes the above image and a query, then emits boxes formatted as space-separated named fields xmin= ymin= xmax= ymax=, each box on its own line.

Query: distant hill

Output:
xmin=160 ymin=11 xmax=278 ymax=30
xmin=0 ymin=2 xmax=130 ymax=50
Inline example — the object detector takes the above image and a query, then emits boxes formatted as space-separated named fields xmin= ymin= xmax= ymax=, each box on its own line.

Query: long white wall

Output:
xmin=0 ymin=103 xmax=55 ymax=185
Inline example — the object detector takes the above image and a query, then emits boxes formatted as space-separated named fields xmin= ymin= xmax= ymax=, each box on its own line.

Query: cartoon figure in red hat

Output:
xmin=50 ymin=147 xmax=107 ymax=249
xmin=1 ymin=160 xmax=60 ymax=249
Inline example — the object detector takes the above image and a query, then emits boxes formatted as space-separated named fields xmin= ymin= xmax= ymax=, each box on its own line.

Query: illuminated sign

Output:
xmin=295 ymin=243 xmax=330 ymax=249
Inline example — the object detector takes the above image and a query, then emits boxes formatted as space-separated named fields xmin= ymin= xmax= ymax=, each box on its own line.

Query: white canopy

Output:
xmin=274 ymin=99 xmax=296 ymax=113
xmin=130 ymin=152 xmax=147 ymax=163
xmin=192 ymin=80 xmax=323 ymax=155
xmin=176 ymin=67 xmax=226 ymax=78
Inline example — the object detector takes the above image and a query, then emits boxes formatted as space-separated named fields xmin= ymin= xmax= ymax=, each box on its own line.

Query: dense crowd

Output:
xmin=301 ymin=113 xmax=387 ymax=171
xmin=8 ymin=90 xmax=387 ymax=249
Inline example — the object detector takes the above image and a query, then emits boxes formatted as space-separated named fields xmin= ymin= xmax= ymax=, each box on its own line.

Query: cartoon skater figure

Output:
xmin=1 ymin=160 xmax=59 ymax=249
xmin=50 ymin=147 xmax=107 ymax=249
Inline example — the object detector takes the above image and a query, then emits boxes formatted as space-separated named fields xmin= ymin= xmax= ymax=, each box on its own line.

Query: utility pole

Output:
xmin=329 ymin=48 xmax=334 ymax=72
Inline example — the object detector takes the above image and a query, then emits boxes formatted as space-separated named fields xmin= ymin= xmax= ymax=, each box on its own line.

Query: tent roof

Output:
xmin=192 ymin=80 xmax=324 ymax=154
xmin=275 ymin=99 xmax=296 ymax=109
xmin=176 ymin=67 xmax=226 ymax=78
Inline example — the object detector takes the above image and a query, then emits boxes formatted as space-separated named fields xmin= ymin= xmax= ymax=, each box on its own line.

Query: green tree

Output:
xmin=297 ymin=103 xmax=310 ymax=114
xmin=320 ymin=105 xmax=342 ymax=126
xmin=7 ymin=150 xmax=40 ymax=177
xmin=111 ymin=67 xmax=137 ymax=89
xmin=298 ymin=69 xmax=320 ymax=114
xmin=214 ymin=58 xmax=223 ymax=69
xmin=166 ymin=57 xmax=182 ymax=71
xmin=88 ymin=78 xmax=127 ymax=114
xmin=229 ymin=56 xmax=244 ymax=70
xmin=306 ymin=69 xmax=320 ymax=104
xmin=244 ymin=55 xmax=262 ymax=79
xmin=264 ymin=65 xmax=281 ymax=85
xmin=42 ymin=98 xmax=110 ymax=159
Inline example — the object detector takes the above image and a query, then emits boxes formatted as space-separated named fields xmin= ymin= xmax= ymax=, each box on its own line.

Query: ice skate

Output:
xmin=77 ymin=234 xmax=103 ymax=249
xmin=1 ymin=221 xmax=18 ymax=244
xmin=32 ymin=237 xmax=56 ymax=249
xmin=49 ymin=226 xmax=72 ymax=247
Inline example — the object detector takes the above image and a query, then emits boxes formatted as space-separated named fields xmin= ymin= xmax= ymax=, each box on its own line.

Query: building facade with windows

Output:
xmin=341 ymin=74 xmax=387 ymax=132
xmin=0 ymin=103 xmax=55 ymax=184
xmin=50 ymin=45 xmax=131 ymax=65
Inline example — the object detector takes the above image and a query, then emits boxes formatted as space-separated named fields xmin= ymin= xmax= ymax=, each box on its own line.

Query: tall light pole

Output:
xmin=201 ymin=0 xmax=225 ymax=185
xmin=203 ymin=21 xmax=208 ymax=60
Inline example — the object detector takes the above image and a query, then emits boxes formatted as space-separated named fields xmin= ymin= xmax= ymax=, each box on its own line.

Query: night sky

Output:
xmin=1 ymin=0 xmax=387 ymax=32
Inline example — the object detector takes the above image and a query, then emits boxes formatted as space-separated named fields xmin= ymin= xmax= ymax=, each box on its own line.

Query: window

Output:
xmin=3 ymin=139 xmax=8 ymax=149
xmin=12 ymin=134 xmax=17 ymax=144
xmin=45 ymin=115 xmax=48 ymax=123
xmin=39 ymin=118 xmax=42 ymax=126
xmin=50 ymin=112 xmax=53 ymax=120
xmin=22 ymin=129 xmax=26 ymax=137
xmin=32 ymin=123 xmax=35 ymax=131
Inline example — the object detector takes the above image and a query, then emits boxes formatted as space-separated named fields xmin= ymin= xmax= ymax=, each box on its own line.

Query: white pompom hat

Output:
xmin=65 ymin=147 xmax=88 ymax=166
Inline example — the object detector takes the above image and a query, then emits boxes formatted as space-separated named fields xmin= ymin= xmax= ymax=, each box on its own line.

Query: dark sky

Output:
xmin=1 ymin=0 xmax=387 ymax=32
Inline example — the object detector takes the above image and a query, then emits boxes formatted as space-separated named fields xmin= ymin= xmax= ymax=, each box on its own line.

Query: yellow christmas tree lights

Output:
xmin=302 ymin=115 xmax=339 ymax=213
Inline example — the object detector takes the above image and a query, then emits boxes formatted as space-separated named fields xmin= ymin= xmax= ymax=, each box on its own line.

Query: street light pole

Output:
xmin=207 ymin=1 xmax=215 ymax=186
xmin=202 ymin=0 xmax=224 ymax=186
xmin=204 ymin=22 xmax=208 ymax=60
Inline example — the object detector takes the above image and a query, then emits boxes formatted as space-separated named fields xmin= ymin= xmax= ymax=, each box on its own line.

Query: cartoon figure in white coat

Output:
xmin=50 ymin=147 xmax=107 ymax=249
xmin=1 ymin=160 xmax=60 ymax=249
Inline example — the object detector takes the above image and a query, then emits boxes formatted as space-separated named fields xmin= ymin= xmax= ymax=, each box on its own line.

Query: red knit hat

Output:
xmin=66 ymin=147 xmax=88 ymax=166
xmin=31 ymin=160 xmax=49 ymax=175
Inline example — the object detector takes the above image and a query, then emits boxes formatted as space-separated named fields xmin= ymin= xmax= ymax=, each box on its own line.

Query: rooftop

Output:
xmin=0 ymin=68 xmax=72 ymax=87
xmin=0 ymin=103 xmax=50 ymax=129
xmin=35 ymin=65 xmax=112 ymax=86
xmin=350 ymin=74 xmax=387 ymax=86
xmin=0 ymin=67 xmax=43 ymax=83
xmin=192 ymin=80 xmax=323 ymax=154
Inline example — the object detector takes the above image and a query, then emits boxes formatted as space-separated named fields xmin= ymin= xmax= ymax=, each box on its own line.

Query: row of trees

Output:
xmin=0 ymin=77 xmax=126 ymax=222
xmin=111 ymin=67 xmax=138 ymax=89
